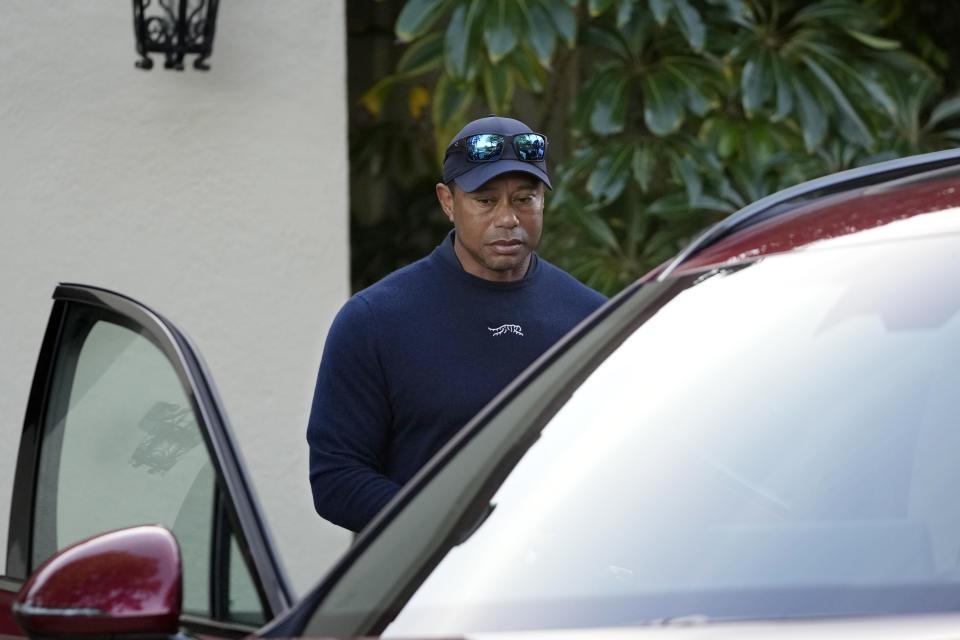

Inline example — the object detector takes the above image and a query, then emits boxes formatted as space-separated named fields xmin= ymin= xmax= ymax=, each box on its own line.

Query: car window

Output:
xmin=229 ymin=532 xmax=267 ymax=624
xmin=31 ymin=307 xmax=266 ymax=626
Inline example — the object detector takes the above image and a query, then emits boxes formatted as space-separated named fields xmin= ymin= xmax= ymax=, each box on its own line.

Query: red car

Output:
xmin=4 ymin=148 xmax=960 ymax=639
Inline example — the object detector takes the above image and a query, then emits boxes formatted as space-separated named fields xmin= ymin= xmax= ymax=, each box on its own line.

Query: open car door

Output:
xmin=1 ymin=284 xmax=293 ymax=639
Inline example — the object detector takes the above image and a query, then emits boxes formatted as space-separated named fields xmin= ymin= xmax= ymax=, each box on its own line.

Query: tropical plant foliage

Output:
xmin=350 ymin=0 xmax=960 ymax=295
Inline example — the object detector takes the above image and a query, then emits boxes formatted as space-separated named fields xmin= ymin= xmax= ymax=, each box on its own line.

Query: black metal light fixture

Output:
xmin=132 ymin=0 xmax=220 ymax=71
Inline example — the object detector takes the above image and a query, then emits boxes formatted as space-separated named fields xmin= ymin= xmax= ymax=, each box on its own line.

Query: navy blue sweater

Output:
xmin=307 ymin=233 xmax=607 ymax=531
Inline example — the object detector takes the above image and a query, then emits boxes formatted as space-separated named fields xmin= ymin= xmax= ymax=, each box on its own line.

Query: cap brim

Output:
xmin=454 ymin=160 xmax=552 ymax=193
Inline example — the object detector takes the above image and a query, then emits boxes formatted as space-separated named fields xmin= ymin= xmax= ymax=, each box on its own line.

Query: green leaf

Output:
xmin=673 ymin=154 xmax=702 ymax=206
xmin=643 ymin=228 xmax=678 ymax=259
xmin=537 ymin=0 xmax=577 ymax=47
xmin=587 ymin=145 xmax=633 ymax=204
xmin=845 ymin=28 xmax=901 ymax=51
xmin=789 ymin=2 xmax=880 ymax=30
xmin=686 ymin=143 xmax=724 ymax=174
xmin=632 ymin=145 xmax=655 ymax=192
xmin=484 ymin=0 xmax=518 ymax=63
xmin=397 ymin=33 xmax=444 ymax=76
xmin=561 ymin=146 xmax=603 ymax=182
xmin=927 ymin=93 xmax=960 ymax=129
xmin=685 ymin=87 xmax=710 ymax=116
xmin=725 ymin=33 xmax=760 ymax=64
xmin=582 ymin=25 xmax=631 ymax=60
xmin=798 ymin=40 xmax=896 ymax=117
xmin=661 ymin=58 xmax=720 ymax=115
xmin=576 ymin=208 xmax=621 ymax=250
xmin=714 ymin=0 xmax=750 ymax=25
xmin=615 ymin=0 xmax=634 ymax=26
xmin=622 ymin=9 xmax=653 ymax=57
xmin=715 ymin=176 xmax=746 ymax=209
xmin=695 ymin=194 xmax=737 ymax=213
xmin=508 ymin=46 xmax=547 ymax=93
xmin=716 ymin=121 xmax=740 ymax=158
xmin=699 ymin=115 xmax=741 ymax=159
xmin=743 ymin=121 xmax=777 ymax=163
xmin=673 ymin=0 xmax=705 ymax=52
xmin=648 ymin=192 xmax=689 ymax=217
xmin=728 ymin=162 xmax=764 ymax=204
xmin=624 ymin=204 xmax=646 ymax=258
xmin=803 ymin=55 xmax=873 ymax=148
xmin=396 ymin=0 xmax=453 ymax=42
xmin=589 ymin=0 xmax=617 ymax=16
xmin=769 ymin=54 xmax=794 ymax=121
xmin=432 ymin=74 xmax=474 ymax=129
xmin=789 ymin=75 xmax=826 ymax=150
xmin=649 ymin=0 xmax=672 ymax=26
xmin=444 ymin=3 xmax=478 ymax=80
xmin=483 ymin=63 xmax=515 ymax=114
xmin=741 ymin=50 xmax=772 ymax=113
xmin=855 ymin=73 xmax=896 ymax=117
xmin=520 ymin=1 xmax=557 ymax=64
xmin=642 ymin=71 xmax=684 ymax=136
xmin=590 ymin=73 xmax=628 ymax=134
xmin=573 ymin=69 xmax=616 ymax=133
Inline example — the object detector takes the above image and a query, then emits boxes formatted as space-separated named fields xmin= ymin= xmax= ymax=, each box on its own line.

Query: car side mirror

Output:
xmin=13 ymin=525 xmax=182 ymax=638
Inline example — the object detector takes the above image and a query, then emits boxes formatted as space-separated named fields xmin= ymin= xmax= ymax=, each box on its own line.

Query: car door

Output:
xmin=0 ymin=284 xmax=293 ymax=639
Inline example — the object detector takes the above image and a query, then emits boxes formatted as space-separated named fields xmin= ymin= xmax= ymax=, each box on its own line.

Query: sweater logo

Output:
xmin=488 ymin=323 xmax=524 ymax=337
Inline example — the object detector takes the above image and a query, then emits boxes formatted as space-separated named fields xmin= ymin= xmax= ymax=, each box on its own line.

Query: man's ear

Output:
xmin=436 ymin=182 xmax=455 ymax=222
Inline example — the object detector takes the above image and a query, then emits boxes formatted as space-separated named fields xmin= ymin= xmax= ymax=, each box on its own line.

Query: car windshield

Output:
xmin=306 ymin=213 xmax=960 ymax=637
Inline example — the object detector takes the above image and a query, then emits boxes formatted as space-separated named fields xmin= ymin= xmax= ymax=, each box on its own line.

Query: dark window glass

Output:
xmin=33 ymin=308 xmax=265 ymax=626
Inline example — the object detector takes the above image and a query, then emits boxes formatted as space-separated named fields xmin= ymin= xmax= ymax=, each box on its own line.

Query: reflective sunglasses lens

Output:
xmin=514 ymin=133 xmax=546 ymax=161
xmin=465 ymin=134 xmax=504 ymax=162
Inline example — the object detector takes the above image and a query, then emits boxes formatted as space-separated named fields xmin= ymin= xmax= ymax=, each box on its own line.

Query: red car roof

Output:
xmin=646 ymin=160 xmax=960 ymax=281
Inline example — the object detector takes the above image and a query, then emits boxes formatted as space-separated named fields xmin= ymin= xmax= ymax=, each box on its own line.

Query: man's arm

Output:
xmin=307 ymin=296 xmax=402 ymax=532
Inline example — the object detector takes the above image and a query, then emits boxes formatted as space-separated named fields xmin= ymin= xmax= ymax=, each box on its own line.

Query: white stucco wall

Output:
xmin=0 ymin=2 xmax=351 ymax=594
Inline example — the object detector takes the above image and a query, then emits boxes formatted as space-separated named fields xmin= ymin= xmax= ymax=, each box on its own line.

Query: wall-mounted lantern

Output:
xmin=132 ymin=0 xmax=220 ymax=71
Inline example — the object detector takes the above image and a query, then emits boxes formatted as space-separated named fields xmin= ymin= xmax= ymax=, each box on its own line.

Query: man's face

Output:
xmin=436 ymin=172 xmax=545 ymax=282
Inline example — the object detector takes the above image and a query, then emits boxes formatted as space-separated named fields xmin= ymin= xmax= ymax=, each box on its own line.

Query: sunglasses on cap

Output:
xmin=445 ymin=132 xmax=548 ymax=163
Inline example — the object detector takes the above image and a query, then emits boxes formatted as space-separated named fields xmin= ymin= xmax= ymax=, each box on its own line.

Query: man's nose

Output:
xmin=494 ymin=201 xmax=519 ymax=227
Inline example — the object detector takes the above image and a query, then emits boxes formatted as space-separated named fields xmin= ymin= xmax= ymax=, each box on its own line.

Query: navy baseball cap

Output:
xmin=442 ymin=115 xmax=551 ymax=192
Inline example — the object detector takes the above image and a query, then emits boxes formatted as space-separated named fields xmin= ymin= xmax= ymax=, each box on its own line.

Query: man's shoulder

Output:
xmin=353 ymin=253 xmax=440 ymax=309
xmin=329 ymin=256 xmax=438 ymax=342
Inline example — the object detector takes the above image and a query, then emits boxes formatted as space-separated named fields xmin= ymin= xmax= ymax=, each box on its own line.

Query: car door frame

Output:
xmin=2 ymin=284 xmax=293 ymax=637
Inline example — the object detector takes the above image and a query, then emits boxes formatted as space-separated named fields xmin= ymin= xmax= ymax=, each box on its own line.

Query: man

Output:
xmin=307 ymin=115 xmax=606 ymax=532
